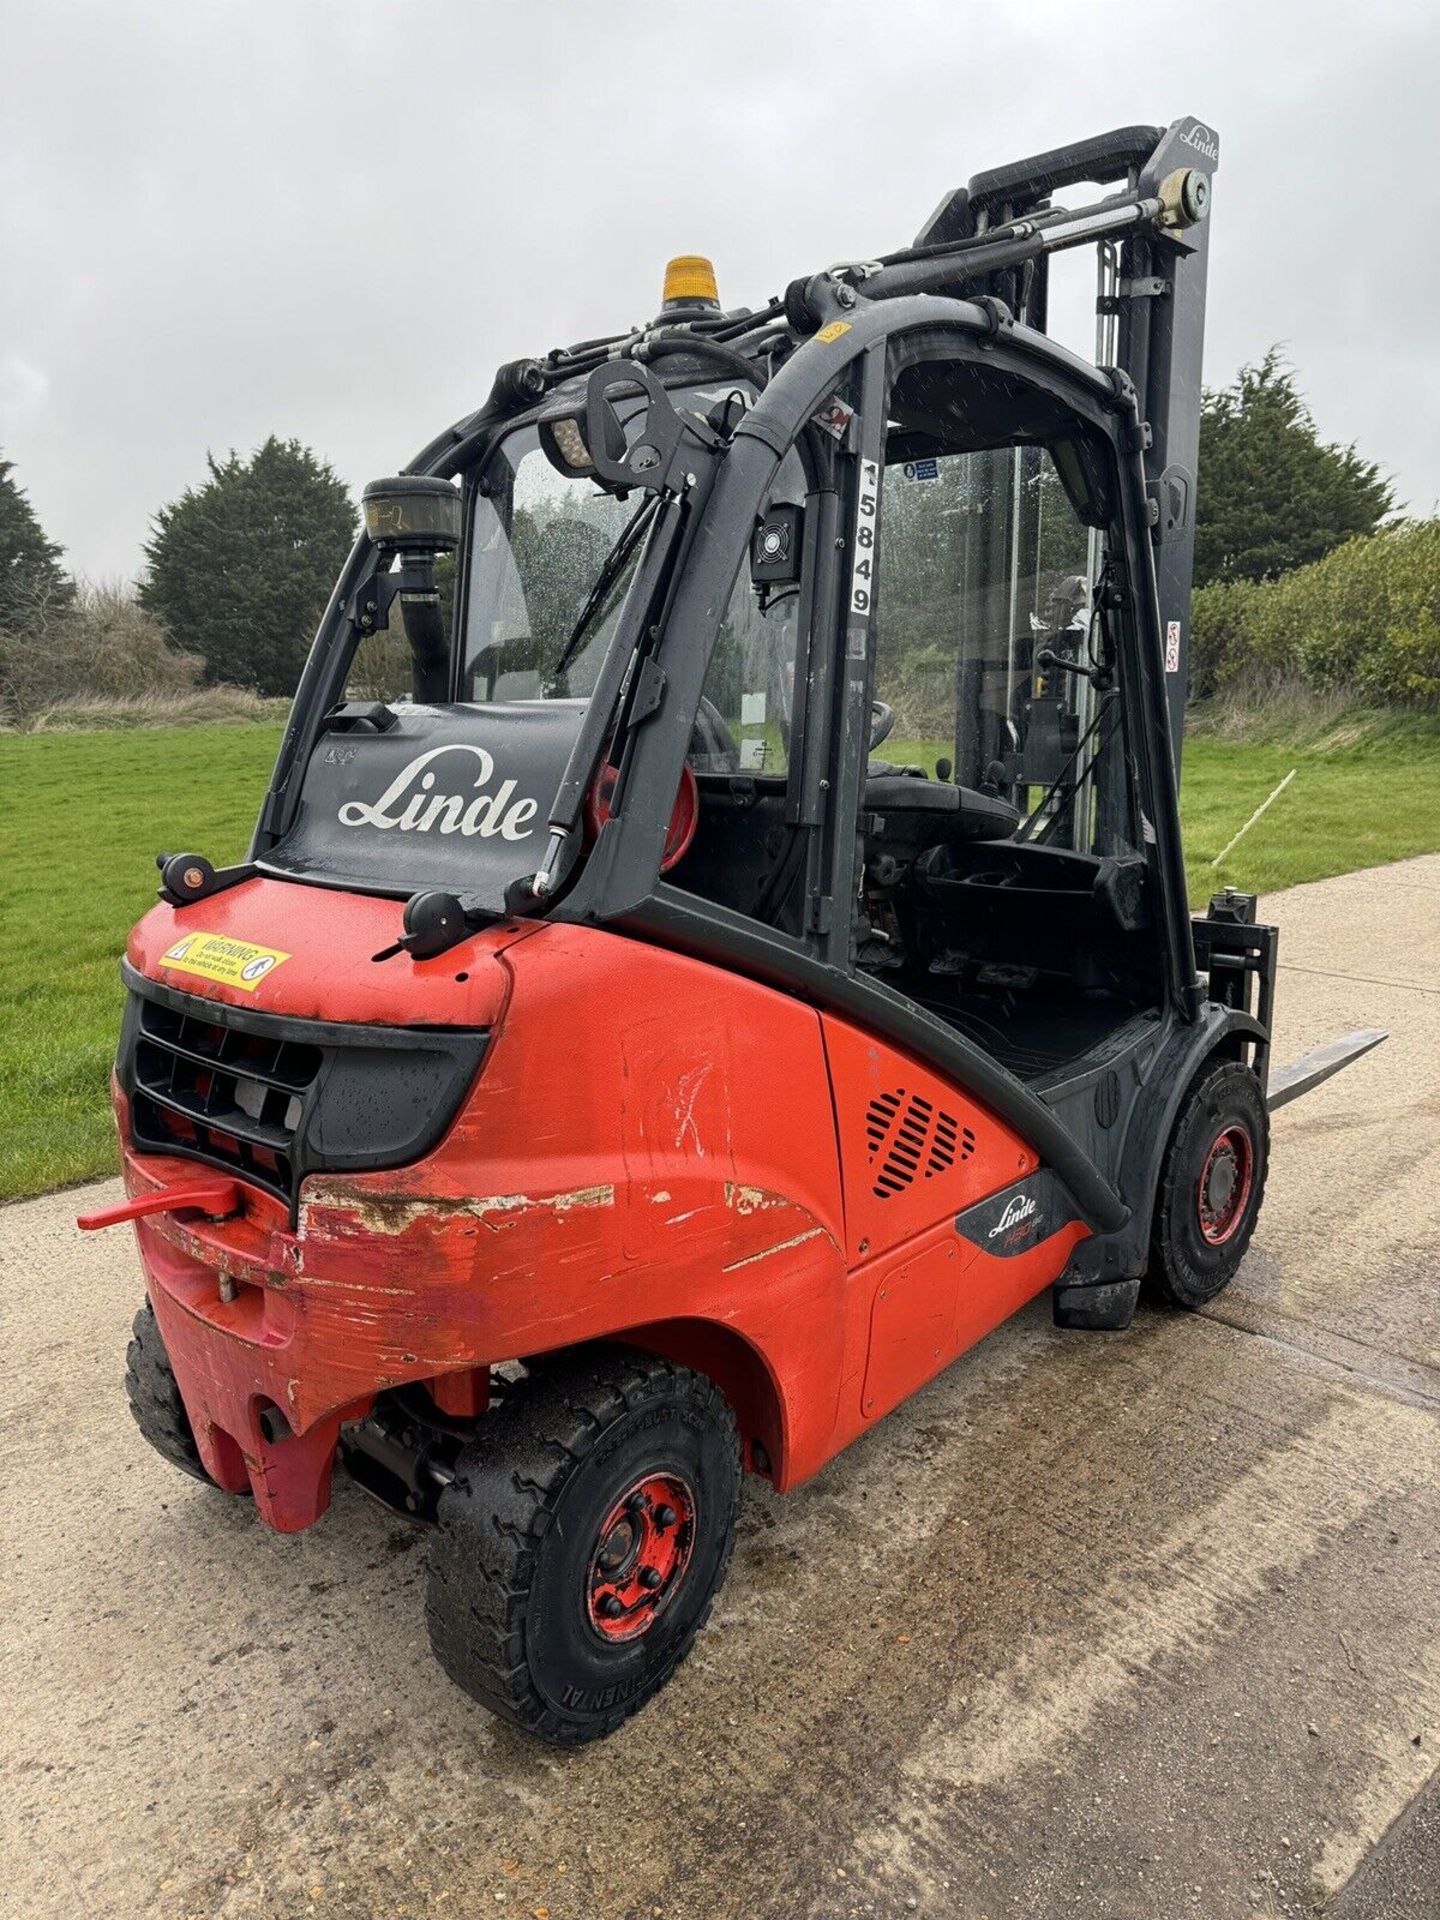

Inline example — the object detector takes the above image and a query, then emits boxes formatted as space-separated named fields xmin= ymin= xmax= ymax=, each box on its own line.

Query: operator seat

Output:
xmin=864 ymin=772 xmax=1020 ymax=859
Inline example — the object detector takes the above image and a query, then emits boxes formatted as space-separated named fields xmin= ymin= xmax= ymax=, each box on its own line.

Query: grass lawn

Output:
xmin=889 ymin=720 xmax=1440 ymax=905
xmin=3 ymin=714 xmax=1439 ymax=1202
xmin=1 ymin=724 xmax=283 ymax=1201
xmin=1181 ymin=729 xmax=1440 ymax=902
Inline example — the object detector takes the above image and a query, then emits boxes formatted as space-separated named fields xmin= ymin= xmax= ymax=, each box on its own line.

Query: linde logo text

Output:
xmin=988 ymin=1192 xmax=1038 ymax=1239
xmin=337 ymin=744 xmax=539 ymax=840
xmin=1182 ymin=123 xmax=1219 ymax=162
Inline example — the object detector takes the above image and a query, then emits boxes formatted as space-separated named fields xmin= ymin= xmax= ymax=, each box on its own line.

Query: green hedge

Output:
xmin=1190 ymin=519 xmax=1440 ymax=706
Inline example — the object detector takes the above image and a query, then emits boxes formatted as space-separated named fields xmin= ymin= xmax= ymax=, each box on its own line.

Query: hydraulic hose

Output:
xmin=633 ymin=335 xmax=771 ymax=389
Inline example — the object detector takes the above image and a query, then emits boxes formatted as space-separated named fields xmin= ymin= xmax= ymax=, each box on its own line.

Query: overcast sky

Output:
xmin=4 ymin=0 xmax=1436 ymax=583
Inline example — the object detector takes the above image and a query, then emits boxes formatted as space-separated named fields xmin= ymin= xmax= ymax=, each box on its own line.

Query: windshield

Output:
xmin=463 ymin=422 xmax=641 ymax=701
xmin=261 ymin=380 xmax=776 ymax=908
xmin=461 ymin=384 xmax=746 ymax=705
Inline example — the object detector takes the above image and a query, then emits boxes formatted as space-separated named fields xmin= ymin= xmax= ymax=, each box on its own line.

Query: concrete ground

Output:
xmin=4 ymin=856 xmax=1438 ymax=1920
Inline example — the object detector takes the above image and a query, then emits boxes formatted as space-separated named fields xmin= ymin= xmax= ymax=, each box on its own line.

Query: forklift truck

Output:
xmin=82 ymin=118 xmax=1384 ymax=1743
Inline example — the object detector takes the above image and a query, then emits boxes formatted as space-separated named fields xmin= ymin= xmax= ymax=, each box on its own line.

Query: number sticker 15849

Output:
xmin=849 ymin=459 xmax=880 ymax=618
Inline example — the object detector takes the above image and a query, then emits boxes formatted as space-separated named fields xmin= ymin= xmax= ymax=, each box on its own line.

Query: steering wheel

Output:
xmin=869 ymin=699 xmax=896 ymax=752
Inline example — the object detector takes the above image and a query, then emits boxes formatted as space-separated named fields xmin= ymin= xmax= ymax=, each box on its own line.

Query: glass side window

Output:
xmin=874 ymin=447 xmax=1090 ymax=771
xmin=872 ymin=432 xmax=1134 ymax=858
xmin=689 ymin=449 xmax=808 ymax=779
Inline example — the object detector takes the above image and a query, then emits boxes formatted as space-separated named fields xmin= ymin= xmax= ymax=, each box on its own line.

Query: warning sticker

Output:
xmin=810 ymin=396 xmax=855 ymax=442
xmin=160 ymin=932 xmax=291 ymax=992
xmin=814 ymin=320 xmax=852 ymax=344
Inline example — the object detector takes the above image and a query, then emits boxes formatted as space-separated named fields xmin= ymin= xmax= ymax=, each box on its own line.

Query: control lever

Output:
xmin=1036 ymin=647 xmax=1112 ymax=691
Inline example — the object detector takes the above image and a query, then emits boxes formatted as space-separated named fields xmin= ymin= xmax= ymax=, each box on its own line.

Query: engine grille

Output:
xmin=865 ymin=1089 xmax=975 ymax=1200
xmin=118 ymin=964 xmax=489 ymax=1218
xmin=130 ymin=996 xmax=323 ymax=1205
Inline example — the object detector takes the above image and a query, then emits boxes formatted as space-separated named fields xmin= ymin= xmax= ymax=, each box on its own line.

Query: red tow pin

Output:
xmin=77 ymin=1177 xmax=242 ymax=1232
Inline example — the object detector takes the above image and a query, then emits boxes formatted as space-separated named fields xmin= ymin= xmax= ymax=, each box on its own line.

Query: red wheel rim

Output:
xmin=585 ymin=1471 xmax=697 ymax=1643
xmin=1196 ymin=1123 xmax=1254 ymax=1245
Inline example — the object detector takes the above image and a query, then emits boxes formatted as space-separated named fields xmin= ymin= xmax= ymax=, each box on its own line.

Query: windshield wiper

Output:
xmin=550 ymin=495 xmax=660 ymax=682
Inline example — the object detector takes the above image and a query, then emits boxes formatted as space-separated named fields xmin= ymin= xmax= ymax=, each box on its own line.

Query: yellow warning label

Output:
xmin=815 ymin=320 xmax=853 ymax=344
xmin=160 ymin=932 xmax=291 ymax=993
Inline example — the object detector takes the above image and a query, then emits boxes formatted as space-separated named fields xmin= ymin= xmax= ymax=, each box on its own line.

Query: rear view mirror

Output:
xmin=361 ymin=476 xmax=462 ymax=553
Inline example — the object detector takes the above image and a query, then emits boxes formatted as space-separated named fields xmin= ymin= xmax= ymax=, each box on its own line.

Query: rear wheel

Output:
xmin=125 ymin=1302 xmax=215 ymax=1484
xmin=1148 ymin=1058 xmax=1269 ymax=1309
xmin=426 ymin=1345 xmax=741 ymax=1743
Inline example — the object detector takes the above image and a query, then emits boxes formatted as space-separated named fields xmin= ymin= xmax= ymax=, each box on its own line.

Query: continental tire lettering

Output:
xmin=593 ymin=1402 xmax=704 ymax=1465
xmin=560 ymin=1672 xmax=648 ymax=1713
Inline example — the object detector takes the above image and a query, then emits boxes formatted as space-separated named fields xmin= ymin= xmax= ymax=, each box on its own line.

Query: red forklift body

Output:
xmin=87 ymin=116 xmax=1384 ymax=1740
xmin=117 ymin=879 xmax=1080 ymax=1529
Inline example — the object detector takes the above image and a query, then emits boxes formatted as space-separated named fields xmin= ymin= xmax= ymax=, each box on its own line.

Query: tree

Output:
xmin=140 ymin=437 xmax=356 ymax=696
xmin=0 ymin=581 xmax=200 ymax=727
xmin=1195 ymin=349 xmax=1395 ymax=587
xmin=0 ymin=452 xmax=72 ymax=633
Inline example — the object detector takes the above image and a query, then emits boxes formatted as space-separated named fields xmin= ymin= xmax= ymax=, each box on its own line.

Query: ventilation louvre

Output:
xmin=864 ymin=1088 xmax=975 ymax=1199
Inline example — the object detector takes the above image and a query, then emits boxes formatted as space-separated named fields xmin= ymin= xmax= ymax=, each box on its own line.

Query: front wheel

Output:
xmin=1148 ymin=1058 xmax=1269 ymax=1309
xmin=125 ymin=1302 xmax=217 ymax=1485
xmin=425 ymin=1346 xmax=741 ymax=1743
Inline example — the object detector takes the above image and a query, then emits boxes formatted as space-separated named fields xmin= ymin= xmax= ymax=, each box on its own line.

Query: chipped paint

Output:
xmin=301 ymin=1182 xmax=616 ymax=1237
xmin=723 ymin=1227 xmax=824 ymax=1273
xmin=724 ymin=1182 xmax=789 ymax=1216
xmin=111 ymin=916 xmax=880 ymax=1529
xmin=156 ymin=1217 xmax=275 ymax=1288
xmin=297 ymin=1275 xmax=416 ymax=1297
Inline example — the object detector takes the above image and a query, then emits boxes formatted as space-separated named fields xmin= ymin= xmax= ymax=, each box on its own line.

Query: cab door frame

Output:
xmin=561 ymin=294 xmax=1199 ymax=1239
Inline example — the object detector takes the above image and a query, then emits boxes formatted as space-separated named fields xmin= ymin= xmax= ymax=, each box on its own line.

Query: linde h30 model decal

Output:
xmin=988 ymin=1192 xmax=1037 ymax=1239
xmin=337 ymin=743 xmax=539 ymax=841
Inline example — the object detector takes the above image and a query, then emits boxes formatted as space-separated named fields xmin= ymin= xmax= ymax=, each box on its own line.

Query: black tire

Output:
xmin=426 ymin=1344 xmax=741 ymax=1744
xmin=124 ymin=1302 xmax=216 ymax=1485
xmin=1148 ymin=1058 xmax=1269 ymax=1309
